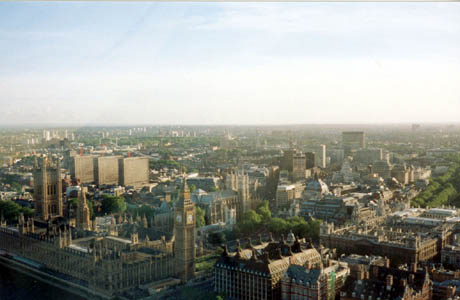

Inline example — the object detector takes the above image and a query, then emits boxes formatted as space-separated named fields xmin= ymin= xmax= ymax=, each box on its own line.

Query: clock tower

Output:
xmin=174 ymin=179 xmax=196 ymax=282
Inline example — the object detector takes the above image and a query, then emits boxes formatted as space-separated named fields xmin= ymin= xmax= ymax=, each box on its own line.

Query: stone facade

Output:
xmin=34 ymin=157 xmax=63 ymax=221
xmin=76 ymin=187 xmax=91 ymax=231
xmin=173 ymin=180 xmax=196 ymax=282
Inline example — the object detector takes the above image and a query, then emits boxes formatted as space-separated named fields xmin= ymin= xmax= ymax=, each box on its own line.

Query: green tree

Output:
xmin=21 ymin=207 xmax=34 ymax=219
xmin=68 ymin=198 xmax=78 ymax=209
xmin=209 ymin=231 xmax=226 ymax=245
xmin=256 ymin=200 xmax=271 ymax=223
xmin=196 ymin=206 xmax=206 ymax=228
xmin=0 ymin=200 xmax=22 ymax=222
xmin=101 ymin=195 xmax=126 ymax=215
xmin=236 ymin=210 xmax=262 ymax=235
xmin=12 ymin=182 xmax=22 ymax=193
xmin=268 ymin=218 xmax=287 ymax=235
xmin=189 ymin=184 xmax=197 ymax=193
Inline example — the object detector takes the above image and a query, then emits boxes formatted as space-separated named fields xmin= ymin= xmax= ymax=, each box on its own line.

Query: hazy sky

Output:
xmin=1 ymin=2 xmax=459 ymax=125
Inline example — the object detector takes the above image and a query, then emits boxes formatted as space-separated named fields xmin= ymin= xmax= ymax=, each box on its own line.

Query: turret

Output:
xmin=143 ymin=214 xmax=148 ymax=229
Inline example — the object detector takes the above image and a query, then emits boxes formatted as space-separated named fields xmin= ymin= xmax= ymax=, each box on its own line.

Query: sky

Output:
xmin=0 ymin=2 xmax=459 ymax=125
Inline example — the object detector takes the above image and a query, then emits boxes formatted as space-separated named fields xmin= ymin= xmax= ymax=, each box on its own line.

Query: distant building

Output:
xmin=318 ymin=144 xmax=326 ymax=169
xmin=342 ymin=131 xmax=365 ymax=153
xmin=320 ymin=222 xmax=440 ymax=266
xmin=118 ymin=157 xmax=149 ymax=187
xmin=292 ymin=152 xmax=306 ymax=181
xmin=276 ymin=184 xmax=296 ymax=208
xmin=70 ymin=155 xmax=96 ymax=183
xmin=225 ymin=171 xmax=251 ymax=212
xmin=305 ymin=152 xmax=316 ymax=169
xmin=94 ymin=156 xmax=122 ymax=185
xmin=372 ymin=158 xmax=392 ymax=180
xmin=353 ymin=148 xmax=383 ymax=165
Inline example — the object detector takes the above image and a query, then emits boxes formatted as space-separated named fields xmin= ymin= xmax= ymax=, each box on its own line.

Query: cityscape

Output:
xmin=1 ymin=125 xmax=460 ymax=300
xmin=1 ymin=2 xmax=460 ymax=300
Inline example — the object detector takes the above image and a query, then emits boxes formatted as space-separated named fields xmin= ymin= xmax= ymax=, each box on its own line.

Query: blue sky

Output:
xmin=1 ymin=2 xmax=459 ymax=125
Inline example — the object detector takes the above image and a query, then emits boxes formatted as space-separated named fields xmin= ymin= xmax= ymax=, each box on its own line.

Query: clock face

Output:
xmin=187 ymin=213 xmax=194 ymax=224
xmin=176 ymin=215 xmax=182 ymax=223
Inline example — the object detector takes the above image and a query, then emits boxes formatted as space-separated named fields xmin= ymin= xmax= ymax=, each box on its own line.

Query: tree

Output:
xmin=189 ymin=184 xmax=197 ymax=193
xmin=236 ymin=210 xmax=262 ymax=235
xmin=196 ymin=206 xmax=206 ymax=228
xmin=268 ymin=218 xmax=287 ymax=235
xmin=256 ymin=200 xmax=271 ymax=223
xmin=0 ymin=200 xmax=33 ymax=222
xmin=101 ymin=195 xmax=126 ymax=215
xmin=68 ymin=198 xmax=78 ymax=209
xmin=12 ymin=182 xmax=22 ymax=193
xmin=209 ymin=231 xmax=226 ymax=245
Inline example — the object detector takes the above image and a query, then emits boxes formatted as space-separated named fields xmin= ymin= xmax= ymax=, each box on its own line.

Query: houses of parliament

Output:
xmin=0 ymin=156 xmax=196 ymax=297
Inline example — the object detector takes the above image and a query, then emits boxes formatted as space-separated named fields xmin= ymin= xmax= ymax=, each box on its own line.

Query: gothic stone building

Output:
xmin=0 ymin=163 xmax=196 ymax=297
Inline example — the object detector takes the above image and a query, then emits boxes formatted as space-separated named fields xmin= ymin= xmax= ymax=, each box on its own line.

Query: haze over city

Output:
xmin=2 ymin=2 xmax=460 ymax=300
xmin=1 ymin=2 xmax=460 ymax=125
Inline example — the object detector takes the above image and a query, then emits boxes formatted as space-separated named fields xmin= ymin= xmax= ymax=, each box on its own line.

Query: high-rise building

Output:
xmin=94 ymin=156 xmax=122 ymax=185
xmin=306 ymin=152 xmax=316 ymax=169
xmin=70 ymin=155 xmax=96 ymax=183
xmin=118 ymin=157 xmax=149 ymax=187
xmin=174 ymin=180 xmax=196 ymax=282
xmin=282 ymin=142 xmax=296 ymax=172
xmin=292 ymin=152 xmax=306 ymax=181
xmin=342 ymin=131 xmax=366 ymax=153
xmin=33 ymin=156 xmax=63 ymax=221
xmin=318 ymin=144 xmax=326 ymax=168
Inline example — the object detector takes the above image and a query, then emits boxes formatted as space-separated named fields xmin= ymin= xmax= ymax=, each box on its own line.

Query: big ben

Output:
xmin=174 ymin=179 xmax=196 ymax=281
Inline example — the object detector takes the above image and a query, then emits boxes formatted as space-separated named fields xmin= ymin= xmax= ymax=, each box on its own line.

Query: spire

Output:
xmin=143 ymin=214 xmax=148 ymax=229
xmin=235 ymin=239 xmax=242 ymax=258
xmin=178 ymin=176 xmax=192 ymax=206
xmin=221 ymin=244 xmax=229 ymax=257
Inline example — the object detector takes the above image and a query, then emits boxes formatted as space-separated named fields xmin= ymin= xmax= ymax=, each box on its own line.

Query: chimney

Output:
xmin=372 ymin=265 xmax=379 ymax=279
xmin=410 ymin=262 xmax=417 ymax=273
xmin=386 ymin=275 xmax=393 ymax=290
xmin=357 ymin=268 xmax=365 ymax=280
xmin=384 ymin=257 xmax=390 ymax=268
xmin=409 ymin=274 xmax=415 ymax=284
xmin=400 ymin=279 xmax=407 ymax=287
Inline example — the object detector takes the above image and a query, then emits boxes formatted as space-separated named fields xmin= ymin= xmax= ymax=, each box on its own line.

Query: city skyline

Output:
xmin=1 ymin=2 xmax=459 ymax=125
